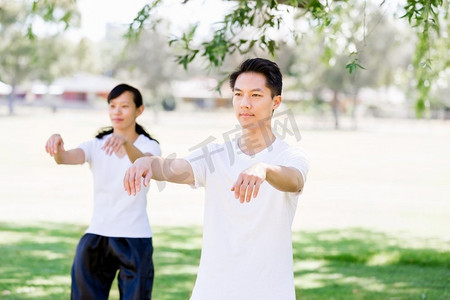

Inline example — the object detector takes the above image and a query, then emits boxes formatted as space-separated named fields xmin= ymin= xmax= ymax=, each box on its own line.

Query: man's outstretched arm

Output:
xmin=124 ymin=156 xmax=194 ymax=195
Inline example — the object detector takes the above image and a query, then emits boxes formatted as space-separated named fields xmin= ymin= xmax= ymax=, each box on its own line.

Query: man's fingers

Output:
xmin=239 ymin=179 xmax=249 ymax=203
xmin=232 ymin=175 xmax=262 ymax=203
xmin=123 ymin=170 xmax=130 ymax=194
xmin=253 ymin=183 xmax=260 ymax=198
xmin=129 ymin=175 xmax=137 ymax=195
xmin=246 ymin=184 xmax=254 ymax=203
xmin=124 ymin=160 xmax=152 ymax=196
xmin=232 ymin=163 xmax=267 ymax=203
xmin=236 ymin=184 xmax=241 ymax=200
xmin=123 ymin=169 xmax=141 ymax=196
xmin=238 ymin=177 xmax=263 ymax=203
xmin=134 ymin=171 xmax=142 ymax=193
xmin=143 ymin=171 xmax=151 ymax=187
xmin=232 ymin=176 xmax=242 ymax=199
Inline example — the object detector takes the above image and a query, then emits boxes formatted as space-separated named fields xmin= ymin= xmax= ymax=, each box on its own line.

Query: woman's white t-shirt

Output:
xmin=186 ymin=138 xmax=309 ymax=300
xmin=78 ymin=133 xmax=161 ymax=238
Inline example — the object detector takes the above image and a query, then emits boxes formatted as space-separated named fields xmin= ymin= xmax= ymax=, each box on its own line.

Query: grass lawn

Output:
xmin=0 ymin=222 xmax=448 ymax=300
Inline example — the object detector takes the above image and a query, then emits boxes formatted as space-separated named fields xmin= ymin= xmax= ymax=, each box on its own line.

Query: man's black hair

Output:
xmin=229 ymin=58 xmax=282 ymax=98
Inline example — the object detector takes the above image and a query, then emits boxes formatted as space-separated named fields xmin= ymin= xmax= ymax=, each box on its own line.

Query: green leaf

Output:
xmin=345 ymin=63 xmax=355 ymax=74
xmin=345 ymin=57 xmax=366 ymax=75
xmin=168 ymin=37 xmax=178 ymax=46
xmin=60 ymin=12 xmax=72 ymax=30
xmin=43 ymin=3 xmax=55 ymax=21
xmin=31 ymin=0 xmax=38 ymax=13
xmin=26 ymin=26 xmax=35 ymax=41
xmin=356 ymin=63 xmax=366 ymax=70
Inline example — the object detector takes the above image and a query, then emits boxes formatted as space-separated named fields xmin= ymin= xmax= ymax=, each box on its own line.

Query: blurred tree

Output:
xmin=106 ymin=24 xmax=188 ymax=109
xmin=286 ymin=1 xmax=416 ymax=128
xmin=19 ymin=0 xmax=450 ymax=117
xmin=125 ymin=0 xmax=448 ymax=117
xmin=73 ymin=38 xmax=104 ymax=74
xmin=0 ymin=0 xmax=80 ymax=114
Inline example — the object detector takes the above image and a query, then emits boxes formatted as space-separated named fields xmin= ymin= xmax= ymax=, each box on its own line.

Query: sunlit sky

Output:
xmin=70 ymin=0 xmax=234 ymax=41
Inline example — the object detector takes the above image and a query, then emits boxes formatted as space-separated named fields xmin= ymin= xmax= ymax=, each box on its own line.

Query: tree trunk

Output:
xmin=332 ymin=90 xmax=340 ymax=130
xmin=351 ymin=87 xmax=360 ymax=130
xmin=7 ymin=84 xmax=16 ymax=115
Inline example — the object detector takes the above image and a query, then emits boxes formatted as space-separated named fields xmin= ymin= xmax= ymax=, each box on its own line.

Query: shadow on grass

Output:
xmin=292 ymin=229 xmax=450 ymax=299
xmin=0 ymin=223 xmax=83 ymax=299
xmin=151 ymin=227 xmax=202 ymax=300
xmin=0 ymin=223 xmax=448 ymax=300
xmin=0 ymin=223 xmax=201 ymax=300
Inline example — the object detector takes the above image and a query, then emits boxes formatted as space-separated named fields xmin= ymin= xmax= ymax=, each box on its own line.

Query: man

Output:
xmin=123 ymin=58 xmax=309 ymax=300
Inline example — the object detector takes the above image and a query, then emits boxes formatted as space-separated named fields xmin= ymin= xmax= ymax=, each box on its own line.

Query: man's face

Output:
xmin=232 ymin=72 xmax=281 ymax=129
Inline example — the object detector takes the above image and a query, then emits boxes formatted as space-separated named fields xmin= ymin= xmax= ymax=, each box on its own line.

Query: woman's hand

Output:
xmin=45 ymin=134 xmax=65 ymax=156
xmin=102 ymin=134 xmax=126 ymax=156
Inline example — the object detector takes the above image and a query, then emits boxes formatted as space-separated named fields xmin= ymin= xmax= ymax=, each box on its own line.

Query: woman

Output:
xmin=45 ymin=83 xmax=160 ymax=300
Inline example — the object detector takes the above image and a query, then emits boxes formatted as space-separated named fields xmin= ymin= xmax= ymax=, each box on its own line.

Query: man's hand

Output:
xmin=123 ymin=157 xmax=153 ymax=196
xmin=231 ymin=163 xmax=268 ymax=203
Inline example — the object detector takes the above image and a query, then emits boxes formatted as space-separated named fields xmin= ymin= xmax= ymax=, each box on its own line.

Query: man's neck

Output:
xmin=238 ymin=127 xmax=276 ymax=156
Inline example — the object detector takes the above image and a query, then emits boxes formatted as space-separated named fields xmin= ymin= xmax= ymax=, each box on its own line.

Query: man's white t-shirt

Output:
xmin=78 ymin=133 xmax=161 ymax=238
xmin=186 ymin=137 xmax=309 ymax=300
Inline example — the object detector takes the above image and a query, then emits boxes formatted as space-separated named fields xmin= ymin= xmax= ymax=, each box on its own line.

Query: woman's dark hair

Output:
xmin=96 ymin=83 xmax=159 ymax=143
xmin=229 ymin=58 xmax=282 ymax=98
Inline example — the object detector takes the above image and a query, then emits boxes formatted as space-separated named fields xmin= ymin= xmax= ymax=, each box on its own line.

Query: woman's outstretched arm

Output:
xmin=45 ymin=134 xmax=85 ymax=165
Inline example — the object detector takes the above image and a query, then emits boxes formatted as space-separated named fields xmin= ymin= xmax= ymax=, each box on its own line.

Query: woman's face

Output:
xmin=108 ymin=91 xmax=143 ymax=131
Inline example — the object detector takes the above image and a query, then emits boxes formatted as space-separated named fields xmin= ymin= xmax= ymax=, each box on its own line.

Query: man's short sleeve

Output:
xmin=184 ymin=148 xmax=209 ymax=188
xmin=281 ymin=147 xmax=310 ymax=185
xmin=138 ymin=138 xmax=161 ymax=156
